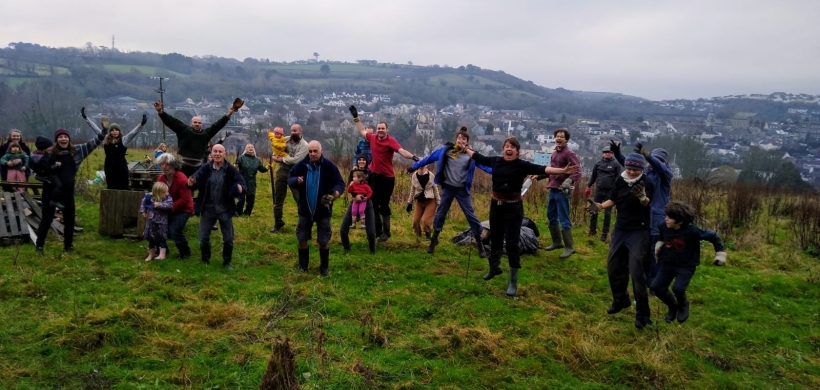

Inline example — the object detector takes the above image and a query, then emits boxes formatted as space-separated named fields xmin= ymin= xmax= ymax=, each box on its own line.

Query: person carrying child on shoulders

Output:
xmin=141 ymin=182 xmax=174 ymax=261
xmin=650 ymin=201 xmax=727 ymax=324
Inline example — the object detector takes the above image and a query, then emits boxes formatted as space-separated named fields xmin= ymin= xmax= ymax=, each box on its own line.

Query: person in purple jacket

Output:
xmin=533 ymin=128 xmax=582 ymax=259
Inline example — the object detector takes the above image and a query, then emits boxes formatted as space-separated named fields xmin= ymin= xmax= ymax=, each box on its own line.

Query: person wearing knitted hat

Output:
xmin=81 ymin=107 xmax=148 ymax=190
xmin=35 ymin=121 xmax=106 ymax=256
xmin=586 ymin=152 xmax=655 ymax=329
xmin=609 ymin=140 xmax=674 ymax=285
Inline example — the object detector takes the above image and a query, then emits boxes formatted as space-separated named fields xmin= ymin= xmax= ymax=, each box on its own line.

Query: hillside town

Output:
xmin=88 ymin=91 xmax=820 ymax=188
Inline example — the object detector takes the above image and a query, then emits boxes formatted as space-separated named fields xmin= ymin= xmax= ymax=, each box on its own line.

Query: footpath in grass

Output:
xmin=1 ymin=149 xmax=819 ymax=389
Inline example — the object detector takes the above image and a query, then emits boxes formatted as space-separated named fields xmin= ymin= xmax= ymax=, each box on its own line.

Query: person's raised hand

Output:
xmin=231 ymin=98 xmax=244 ymax=112
xmin=140 ymin=111 xmax=148 ymax=126
xmin=609 ymin=140 xmax=620 ymax=155
xmin=634 ymin=142 xmax=649 ymax=158
xmin=153 ymin=101 xmax=163 ymax=113
xmin=81 ymin=107 xmax=87 ymax=120
xmin=348 ymin=105 xmax=358 ymax=118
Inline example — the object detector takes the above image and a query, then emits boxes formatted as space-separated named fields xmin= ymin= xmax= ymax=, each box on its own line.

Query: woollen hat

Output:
xmin=602 ymin=145 xmax=612 ymax=152
xmin=624 ymin=153 xmax=647 ymax=170
xmin=35 ymin=136 xmax=53 ymax=151
xmin=54 ymin=129 xmax=70 ymax=141
xmin=651 ymin=148 xmax=668 ymax=164
xmin=109 ymin=123 xmax=121 ymax=131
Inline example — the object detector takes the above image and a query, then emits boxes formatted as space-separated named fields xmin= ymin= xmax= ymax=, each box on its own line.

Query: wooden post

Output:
xmin=98 ymin=189 xmax=147 ymax=237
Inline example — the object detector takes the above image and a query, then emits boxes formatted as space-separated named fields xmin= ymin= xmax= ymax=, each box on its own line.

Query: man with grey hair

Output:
xmin=270 ymin=123 xmax=309 ymax=233
xmin=187 ymin=144 xmax=246 ymax=269
xmin=156 ymin=153 xmax=195 ymax=259
xmin=153 ymin=98 xmax=243 ymax=177
xmin=288 ymin=140 xmax=345 ymax=276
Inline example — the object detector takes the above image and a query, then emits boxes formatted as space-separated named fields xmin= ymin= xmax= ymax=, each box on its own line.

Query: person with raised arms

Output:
xmin=82 ymin=107 xmax=147 ymax=190
xmin=348 ymin=105 xmax=420 ymax=242
xmin=465 ymin=137 xmax=579 ymax=297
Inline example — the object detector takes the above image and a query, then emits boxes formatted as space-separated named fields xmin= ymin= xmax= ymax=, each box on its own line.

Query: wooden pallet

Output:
xmin=0 ymin=192 xmax=31 ymax=244
xmin=98 ymin=189 xmax=147 ymax=237
xmin=128 ymin=161 xmax=161 ymax=191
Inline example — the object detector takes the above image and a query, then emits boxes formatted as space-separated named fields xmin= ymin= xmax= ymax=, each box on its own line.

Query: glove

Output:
xmin=226 ymin=131 xmax=233 ymax=137
xmin=348 ymin=105 xmax=358 ymax=118
xmin=584 ymin=199 xmax=601 ymax=214
xmin=630 ymin=182 xmax=646 ymax=200
xmin=81 ymin=107 xmax=87 ymax=120
xmin=654 ymin=241 xmax=664 ymax=262
xmin=101 ymin=117 xmax=110 ymax=134
xmin=321 ymin=194 xmax=335 ymax=207
xmin=412 ymin=155 xmax=420 ymax=162
xmin=559 ymin=178 xmax=574 ymax=197
xmin=584 ymin=187 xmax=591 ymax=197
xmin=634 ymin=142 xmax=649 ymax=158
xmin=140 ymin=111 xmax=148 ymax=126
xmin=713 ymin=251 xmax=727 ymax=266
xmin=609 ymin=140 xmax=620 ymax=155
xmin=231 ymin=98 xmax=244 ymax=111
xmin=406 ymin=203 xmax=413 ymax=213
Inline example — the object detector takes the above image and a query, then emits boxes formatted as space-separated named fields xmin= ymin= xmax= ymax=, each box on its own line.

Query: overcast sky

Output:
xmin=2 ymin=0 xmax=818 ymax=100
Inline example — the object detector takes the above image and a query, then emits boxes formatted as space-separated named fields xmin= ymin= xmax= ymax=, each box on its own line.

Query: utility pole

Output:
xmin=150 ymin=76 xmax=171 ymax=142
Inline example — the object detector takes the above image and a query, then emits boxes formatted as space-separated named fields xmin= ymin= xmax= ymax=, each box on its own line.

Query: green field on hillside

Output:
xmin=1 ymin=149 xmax=818 ymax=389
xmin=102 ymin=64 xmax=188 ymax=78
xmin=264 ymin=63 xmax=398 ymax=75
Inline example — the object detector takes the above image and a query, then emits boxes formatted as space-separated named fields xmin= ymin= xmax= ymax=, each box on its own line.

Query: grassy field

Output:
xmin=102 ymin=64 xmax=188 ymax=78
xmin=0 ymin=76 xmax=35 ymax=88
xmin=264 ymin=63 xmax=398 ymax=75
xmin=1 ymin=148 xmax=819 ymax=389
xmin=293 ymin=79 xmax=392 ymax=88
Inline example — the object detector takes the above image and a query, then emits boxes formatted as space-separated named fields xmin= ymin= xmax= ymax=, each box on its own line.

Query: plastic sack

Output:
xmin=451 ymin=218 xmax=540 ymax=255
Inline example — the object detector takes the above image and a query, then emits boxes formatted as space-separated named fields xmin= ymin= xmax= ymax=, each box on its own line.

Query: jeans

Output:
xmin=168 ymin=212 xmax=192 ymax=255
xmin=489 ymin=200 xmax=524 ymax=269
xmin=433 ymin=184 xmax=482 ymax=239
xmin=274 ymin=167 xmax=298 ymax=222
xmin=547 ymin=189 xmax=572 ymax=230
xmin=237 ymin=191 xmax=256 ymax=215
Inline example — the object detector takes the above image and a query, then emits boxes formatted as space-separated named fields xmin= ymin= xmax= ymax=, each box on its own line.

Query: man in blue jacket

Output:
xmin=187 ymin=144 xmax=246 ymax=269
xmin=610 ymin=140 xmax=674 ymax=284
xmin=407 ymin=127 xmax=492 ymax=257
xmin=289 ymin=140 xmax=345 ymax=276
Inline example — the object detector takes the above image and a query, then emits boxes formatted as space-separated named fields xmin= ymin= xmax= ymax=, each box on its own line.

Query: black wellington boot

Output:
xmin=298 ymin=248 xmax=309 ymax=272
xmin=483 ymin=257 xmax=503 ymax=281
xmin=368 ymin=236 xmax=376 ymax=255
xmin=543 ymin=224 xmax=564 ymax=251
xmin=675 ymin=291 xmax=690 ymax=323
xmin=378 ymin=215 xmax=392 ymax=242
xmin=427 ymin=230 xmax=440 ymax=254
xmin=506 ymin=268 xmax=519 ymax=297
xmin=341 ymin=232 xmax=351 ymax=255
xmin=222 ymin=243 xmax=234 ymax=270
xmin=559 ymin=229 xmax=576 ymax=259
xmin=200 ymin=243 xmax=211 ymax=265
xmin=319 ymin=248 xmax=330 ymax=276
xmin=655 ymin=289 xmax=679 ymax=323
xmin=475 ymin=237 xmax=487 ymax=258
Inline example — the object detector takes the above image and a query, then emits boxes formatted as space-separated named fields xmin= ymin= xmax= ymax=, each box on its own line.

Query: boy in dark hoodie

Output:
xmin=30 ymin=136 xmax=64 ymax=209
xmin=650 ymin=201 xmax=726 ymax=324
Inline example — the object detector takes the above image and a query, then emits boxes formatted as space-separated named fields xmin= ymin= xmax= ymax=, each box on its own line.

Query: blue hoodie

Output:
xmin=409 ymin=142 xmax=492 ymax=195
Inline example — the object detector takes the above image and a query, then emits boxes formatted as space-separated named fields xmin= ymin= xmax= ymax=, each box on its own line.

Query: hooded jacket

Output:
xmin=409 ymin=142 xmax=491 ymax=195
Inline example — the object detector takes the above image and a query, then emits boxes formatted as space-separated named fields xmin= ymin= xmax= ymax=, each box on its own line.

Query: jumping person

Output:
xmin=35 ymin=126 xmax=106 ymax=255
xmin=270 ymin=124 xmax=309 ymax=233
xmin=586 ymin=153 xmax=655 ymax=329
xmin=586 ymin=145 xmax=622 ymax=241
xmin=156 ymin=153 xmax=194 ymax=259
xmin=288 ymin=141 xmax=345 ymax=276
xmin=465 ymin=137 xmax=579 ymax=297
xmin=348 ymin=105 xmax=420 ymax=242
xmin=406 ymin=164 xmax=440 ymax=239
xmin=82 ymin=108 xmax=147 ymax=190
xmin=339 ymin=154 xmax=377 ymax=255
xmin=234 ymin=143 xmax=268 ymax=216
xmin=651 ymin=201 xmax=727 ymax=324
xmin=408 ymin=127 xmax=491 ymax=256
xmin=534 ymin=128 xmax=582 ymax=259
xmin=153 ymin=98 xmax=243 ymax=177
xmin=187 ymin=144 xmax=245 ymax=270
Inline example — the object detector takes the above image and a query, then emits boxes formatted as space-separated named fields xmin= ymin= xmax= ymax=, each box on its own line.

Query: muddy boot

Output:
xmin=506 ymin=268 xmax=519 ymax=297
xmin=200 ymin=243 xmax=211 ymax=265
xmin=298 ymin=247 xmax=309 ymax=272
xmin=378 ymin=215 xmax=392 ymax=242
xmin=559 ymin=229 xmax=575 ymax=259
xmin=319 ymin=248 xmax=330 ymax=277
xmin=427 ymin=230 xmax=440 ymax=254
xmin=483 ymin=257 xmax=503 ymax=281
xmin=543 ymin=224 xmax=564 ymax=251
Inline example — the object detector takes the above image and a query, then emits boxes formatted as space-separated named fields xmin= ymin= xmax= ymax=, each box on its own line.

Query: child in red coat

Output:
xmin=347 ymin=170 xmax=372 ymax=228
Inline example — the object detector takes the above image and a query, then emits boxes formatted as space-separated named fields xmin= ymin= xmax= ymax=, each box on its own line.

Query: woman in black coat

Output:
xmin=82 ymin=108 xmax=147 ymax=190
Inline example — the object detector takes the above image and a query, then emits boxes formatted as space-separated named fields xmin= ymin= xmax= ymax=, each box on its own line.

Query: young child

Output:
xmin=267 ymin=127 xmax=289 ymax=158
xmin=140 ymin=181 xmax=174 ymax=261
xmin=0 ymin=141 xmax=29 ymax=192
xmin=29 ymin=136 xmax=64 ymax=208
xmin=650 ymin=201 xmax=726 ymax=324
xmin=347 ymin=170 xmax=372 ymax=229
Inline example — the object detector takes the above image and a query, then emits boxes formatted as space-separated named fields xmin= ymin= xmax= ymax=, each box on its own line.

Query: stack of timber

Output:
xmin=128 ymin=161 xmax=161 ymax=191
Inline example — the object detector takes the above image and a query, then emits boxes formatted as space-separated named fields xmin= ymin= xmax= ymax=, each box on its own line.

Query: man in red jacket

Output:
xmin=156 ymin=153 xmax=194 ymax=259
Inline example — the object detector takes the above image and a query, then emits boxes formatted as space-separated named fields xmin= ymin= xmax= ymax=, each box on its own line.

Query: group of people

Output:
xmin=3 ymin=99 xmax=729 ymax=328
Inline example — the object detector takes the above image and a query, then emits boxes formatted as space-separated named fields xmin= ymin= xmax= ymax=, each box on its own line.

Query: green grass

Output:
xmin=0 ymin=76 xmax=34 ymax=88
xmin=293 ymin=78 xmax=392 ymax=88
xmin=1 ymin=149 xmax=819 ymax=388
xmin=264 ymin=63 xmax=397 ymax=74
xmin=102 ymin=64 xmax=188 ymax=78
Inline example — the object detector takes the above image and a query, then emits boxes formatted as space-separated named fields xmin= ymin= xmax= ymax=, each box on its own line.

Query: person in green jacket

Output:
xmin=234 ymin=143 xmax=268 ymax=216
xmin=153 ymin=98 xmax=243 ymax=177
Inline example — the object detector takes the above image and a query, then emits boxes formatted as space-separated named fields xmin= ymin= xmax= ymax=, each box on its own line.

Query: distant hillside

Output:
xmin=0 ymin=42 xmax=815 ymax=122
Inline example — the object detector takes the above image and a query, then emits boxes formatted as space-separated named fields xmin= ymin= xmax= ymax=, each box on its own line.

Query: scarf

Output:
xmin=449 ymin=145 xmax=465 ymax=159
xmin=621 ymin=170 xmax=643 ymax=186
